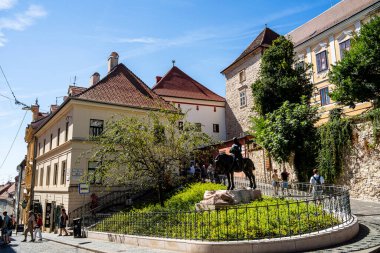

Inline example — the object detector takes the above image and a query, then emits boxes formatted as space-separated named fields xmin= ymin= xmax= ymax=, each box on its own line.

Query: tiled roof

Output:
xmin=74 ymin=64 xmax=175 ymax=111
xmin=221 ymin=27 xmax=280 ymax=74
xmin=287 ymin=0 xmax=379 ymax=47
xmin=152 ymin=66 xmax=225 ymax=102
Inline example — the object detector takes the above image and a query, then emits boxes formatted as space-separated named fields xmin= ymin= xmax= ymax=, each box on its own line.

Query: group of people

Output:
xmin=22 ymin=208 xmax=69 ymax=242
xmin=0 ymin=211 xmax=14 ymax=245
xmin=271 ymin=168 xmax=291 ymax=196
xmin=188 ymin=162 xmax=215 ymax=183
xmin=271 ymin=168 xmax=325 ymax=199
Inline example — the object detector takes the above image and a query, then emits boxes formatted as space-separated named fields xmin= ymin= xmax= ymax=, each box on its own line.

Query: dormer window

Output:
xmin=316 ymin=51 xmax=328 ymax=73
xmin=239 ymin=69 xmax=246 ymax=83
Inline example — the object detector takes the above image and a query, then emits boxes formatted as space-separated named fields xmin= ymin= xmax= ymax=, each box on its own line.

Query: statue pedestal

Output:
xmin=195 ymin=189 xmax=262 ymax=211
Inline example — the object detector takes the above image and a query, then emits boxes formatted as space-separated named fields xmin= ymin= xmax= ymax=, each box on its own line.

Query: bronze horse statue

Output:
xmin=214 ymin=153 xmax=256 ymax=190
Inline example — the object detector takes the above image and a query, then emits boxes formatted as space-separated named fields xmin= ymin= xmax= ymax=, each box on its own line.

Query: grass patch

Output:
xmin=93 ymin=183 xmax=341 ymax=240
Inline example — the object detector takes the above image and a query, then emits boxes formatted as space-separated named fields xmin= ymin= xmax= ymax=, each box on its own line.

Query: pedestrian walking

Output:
xmin=22 ymin=211 xmax=35 ymax=242
xmin=2 ymin=212 xmax=12 ymax=244
xmin=207 ymin=163 xmax=215 ymax=182
xmin=201 ymin=165 xmax=207 ymax=183
xmin=272 ymin=169 xmax=280 ymax=196
xmin=33 ymin=213 xmax=43 ymax=241
xmin=310 ymin=169 xmax=324 ymax=201
xmin=58 ymin=208 xmax=69 ymax=236
xmin=280 ymin=167 xmax=290 ymax=196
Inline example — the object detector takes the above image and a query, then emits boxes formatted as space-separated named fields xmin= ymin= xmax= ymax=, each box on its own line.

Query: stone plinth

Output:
xmin=195 ymin=189 xmax=262 ymax=211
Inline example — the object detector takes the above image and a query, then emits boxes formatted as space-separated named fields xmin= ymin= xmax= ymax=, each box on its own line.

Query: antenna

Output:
xmin=172 ymin=60 xmax=175 ymax=67
xmin=73 ymin=76 xmax=77 ymax=86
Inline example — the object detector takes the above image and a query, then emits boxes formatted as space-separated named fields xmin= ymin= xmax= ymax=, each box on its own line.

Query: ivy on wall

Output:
xmin=317 ymin=109 xmax=351 ymax=183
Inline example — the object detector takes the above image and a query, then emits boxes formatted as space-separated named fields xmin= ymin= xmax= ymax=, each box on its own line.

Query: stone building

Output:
xmin=221 ymin=27 xmax=279 ymax=140
xmin=27 ymin=52 xmax=175 ymax=232
xmin=153 ymin=66 xmax=226 ymax=141
xmin=288 ymin=0 xmax=380 ymax=123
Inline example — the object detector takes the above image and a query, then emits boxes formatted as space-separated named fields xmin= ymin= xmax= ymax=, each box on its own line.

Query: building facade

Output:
xmin=153 ymin=66 xmax=226 ymax=141
xmin=28 ymin=52 xmax=175 ymax=232
xmin=221 ymin=27 xmax=280 ymax=139
xmin=288 ymin=0 xmax=380 ymax=123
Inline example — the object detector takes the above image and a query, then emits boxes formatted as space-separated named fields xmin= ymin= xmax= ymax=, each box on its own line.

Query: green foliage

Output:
xmin=329 ymin=16 xmax=380 ymax=108
xmin=252 ymin=36 xmax=313 ymax=116
xmin=137 ymin=182 xmax=226 ymax=212
xmin=93 ymin=183 xmax=339 ymax=240
xmin=360 ymin=108 xmax=380 ymax=144
xmin=251 ymin=99 xmax=319 ymax=180
xmin=317 ymin=109 xmax=351 ymax=183
xmin=88 ymin=111 xmax=216 ymax=206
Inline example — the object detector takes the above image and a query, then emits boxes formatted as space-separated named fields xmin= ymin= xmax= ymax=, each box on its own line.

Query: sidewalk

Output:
xmin=43 ymin=198 xmax=380 ymax=253
xmin=42 ymin=232 xmax=177 ymax=253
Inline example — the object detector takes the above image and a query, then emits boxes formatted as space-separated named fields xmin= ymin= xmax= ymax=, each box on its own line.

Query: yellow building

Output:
xmin=288 ymin=0 xmax=380 ymax=123
xmin=26 ymin=52 xmax=175 ymax=232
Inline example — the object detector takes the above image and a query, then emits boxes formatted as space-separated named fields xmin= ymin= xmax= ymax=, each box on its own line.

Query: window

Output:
xmin=88 ymin=161 xmax=101 ymax=184
xmin=213 ymin=124 xmax=220 ymax=133
xmin=65 ymin=122 xmax=69 ymax=141
xmin=38 ymin=143 xmax=41 ymax=156
xmin=239 ymin=69 xmax=246 ymax=83
xmin=35 ymin=169 xmax=39 ymax=186
xmin=46 ymin=165 xmax=51 ymax=186
xmin=53 ymin=163 xmax=58 ymax=185
xmin=339 ymin=39 xmax=351 ymax=59
xmin=90 ymin=119 xmax=104 ymax=137
xmin=196 ymin=105 xmax=199 ymax=111
xmin=316 ymin=51 xmax=328 ymax=72
xmin=320 ymin=87 xmax=330 ymax=106
xmin=195 ymin=123 xmax=202 ymax=132
xmin=178 ymin=121 xmax=183 ymax=131
xmin=177 ymin=103 xmax=181 ymax=109
xmin=239 ymin=91 xmax=247 ymax=107
xmin=43 ymin=139 xmax=46 ymax=154
xmin=61 ymin=161 xmax=66 ymax=185
xmin=39 ymin=167 xmax=44 ymax=186
xmin=50 ymin=134 xmax=53 ymax=150
xmin=214 ymin=106 xmax=216 ymax=112
xmin=57 ymin=128 xmax=60 ymax=146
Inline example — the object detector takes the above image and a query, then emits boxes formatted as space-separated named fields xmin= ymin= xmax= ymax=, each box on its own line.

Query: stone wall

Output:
xmin=337 ymin=120 xmax=380 ymax=201
xmin=225 ymin=53 xmax=261 ymax=139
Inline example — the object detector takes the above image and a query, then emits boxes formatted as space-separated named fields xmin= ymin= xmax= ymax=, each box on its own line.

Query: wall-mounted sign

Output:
xmin=45 ymin=202 xmax=52 ymax=228
xmin=78 ymin=183 xmax=90 ymax=194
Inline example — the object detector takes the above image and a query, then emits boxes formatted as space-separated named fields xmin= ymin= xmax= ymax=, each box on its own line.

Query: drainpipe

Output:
xmin=29 ymin=136 xmax=38 ymax=211
xmin=15 ymin=164 xmax=23 ymax=225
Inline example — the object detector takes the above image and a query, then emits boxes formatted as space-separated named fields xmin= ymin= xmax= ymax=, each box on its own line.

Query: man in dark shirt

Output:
xmin=280 ymin=168 xmax=290 ymax=196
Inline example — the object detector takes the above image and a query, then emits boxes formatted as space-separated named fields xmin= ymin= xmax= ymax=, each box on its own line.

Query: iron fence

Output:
xmin=87 ymin=179 xmax=352 ymax=241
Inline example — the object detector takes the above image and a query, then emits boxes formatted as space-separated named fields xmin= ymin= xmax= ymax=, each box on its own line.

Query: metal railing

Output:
xmin=89 ymin=179 xmax=352 ymax=241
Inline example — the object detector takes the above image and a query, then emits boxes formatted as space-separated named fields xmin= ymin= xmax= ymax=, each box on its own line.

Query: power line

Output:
xmin=0 ymin=64 xmax=30 ymax=108
xmin=0 ymin=92 xmax=12 ymax=100
xmin=0 ymin=110 xmax=28 ymax=170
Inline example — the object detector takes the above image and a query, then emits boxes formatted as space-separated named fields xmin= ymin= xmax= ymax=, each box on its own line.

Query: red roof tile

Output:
xmin=74 ymin=64 xmax=175 ymax=111
xmin=221 ymin=27 xmax=280 ymax=74
xmin=152 ymin=66 xmax=225 ymax=102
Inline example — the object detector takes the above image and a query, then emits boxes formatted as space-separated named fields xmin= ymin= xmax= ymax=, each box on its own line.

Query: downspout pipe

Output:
xmin=29 ymin=136 xmax=38 ymax=211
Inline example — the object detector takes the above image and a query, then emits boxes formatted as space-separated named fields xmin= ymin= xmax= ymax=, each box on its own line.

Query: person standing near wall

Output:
xmin=22 ymin=211 xmax=35 ymax=242
xmin=58 ymin=208 xmax=69 ymax=236
xmin=272 ymin=169 xmax=280 ymax=196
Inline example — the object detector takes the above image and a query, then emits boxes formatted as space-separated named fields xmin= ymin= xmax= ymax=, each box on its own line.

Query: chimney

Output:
xmin=156 ymin=76 xmax=162 ymax=83
xmin=108 ymin=52 xmax=119 ymax=73
xmin=89 ymin=72 xmax=100 ymax=86
xmin=50 ymin=104 xmax=58 ymax=113
xmin=31 ymin=104 xmax=40 ymax=121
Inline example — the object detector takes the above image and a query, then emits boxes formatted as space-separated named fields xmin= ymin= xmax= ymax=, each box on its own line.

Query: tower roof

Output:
xmin=221 ymin=27 xmax=280 ymax=74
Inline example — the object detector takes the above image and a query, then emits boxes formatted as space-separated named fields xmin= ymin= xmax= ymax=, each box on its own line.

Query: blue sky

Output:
xmin=0 ymin=0 xmax=340 ymax=183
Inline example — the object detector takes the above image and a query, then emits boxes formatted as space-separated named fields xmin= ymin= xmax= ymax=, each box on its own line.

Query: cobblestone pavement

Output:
xmin=0 ymin=233 xmax=91 ymax=253
xmin=309 ymin=198 xmax=380 ymax=253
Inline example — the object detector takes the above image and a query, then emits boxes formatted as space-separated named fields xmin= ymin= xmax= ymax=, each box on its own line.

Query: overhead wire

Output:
xmin=0 ymin=110 xmax=28 ymax=170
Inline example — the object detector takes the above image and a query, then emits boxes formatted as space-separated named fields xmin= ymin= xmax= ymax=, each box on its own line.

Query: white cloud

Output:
xmin=114 ymin=37 xmax=161 ymax=44
xmin=0 ymin=4 xmax=46 ymax=46
xmin=0 ymin=0 xmax=17 ymax=10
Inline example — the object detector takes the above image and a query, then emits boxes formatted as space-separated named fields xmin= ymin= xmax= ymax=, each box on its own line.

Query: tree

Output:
xmin=251 ymin=99 xmax=318 ymax=180
xmin=252 ymin=36 xmax=313 ymax=116
xmin=89 ymin=111 xmax=215 ymax=206
xmin=329 ymin=16 xmax=380 ymax=108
